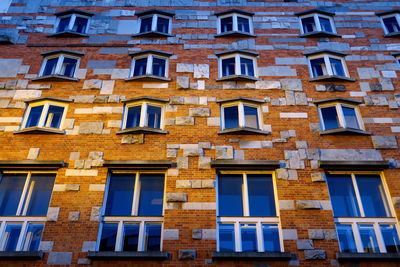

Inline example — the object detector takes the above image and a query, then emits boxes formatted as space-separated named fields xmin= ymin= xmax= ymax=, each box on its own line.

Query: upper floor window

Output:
xmin=128 ymin=50 xmax=172 ymax=82
xmin=295 ymin=9 xmax=339 ymax=38
xmin=376 ymin=10 xmax=400 ymax=37
xmin=135 ymin=9 xmax=174 ymax=37
xmin=51 ymin=9 xmax=94 ymax=37
xmin=394 ymin=52 xmax=400 ymax=65
xmin=215 ymin=9 xmax=255 ymax=37
xmin=216 ymin=50 xmax=258 ymax=82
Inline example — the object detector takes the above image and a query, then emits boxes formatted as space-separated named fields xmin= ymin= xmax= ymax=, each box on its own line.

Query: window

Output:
xmin=326 ymin=173 xmax=399 ymax=254
xmin=135 ymin=10 xmax=174 ymax=37
xmin=97 ymin=171 xmax=165 ymax=252
xmin=37 ymin=50 xmax=83 ymax=81
xmin=395 ymin=53 xmax=400 ymax=65
xmin=376 ymin=10 xmax=400 ymax=37
xmin=52 ymin=9 xmax=94 ymax=37
xmin=296 ymin=9 xmax=339 ymax=37
xmin=216 ymin=50 xmax=258 ymax=81
xmin=217 ymin=171 xmax=282 ymax=252
xmin=0 ymin=171 xmax=56 ymax=252
xmin=128 ymin=50 xmax=172 ymax=81
xmin=215 ymin=9 xmax=255 ymax=37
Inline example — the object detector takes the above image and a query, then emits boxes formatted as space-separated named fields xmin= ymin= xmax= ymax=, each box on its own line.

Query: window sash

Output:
xmin=217 ymin=13 xmax=253 ymax=34
xmin=138 ymin=14 xmax=172 ymax=34
xmin=21 ymin=101 xmax=68 ymax=130
xmin=308 ymin=54 xmax=348 ymax=78
xmin=0 ymin=221 xmax=45 ymax=252
xmin=218 ymin=54 xmax=257 ymax=78
xmin=39 ymin=55 xmax=80 ymax=78
xmin=299 ymin=13 xmax=336 ymax=34
xmin=123 ymin=102 xmax=165 ymax=130
xmin=221 ymin=102 xmax=261 ymax=130
xmin=318 ymin=103 xmax=363 ymax=131
xmin=380 ymin=14 xmax=400 ymax=35
xmin=56 ymin=14 xmax=90 ymax=34
xmin=130 ymin=55 xmax=168 ymax=78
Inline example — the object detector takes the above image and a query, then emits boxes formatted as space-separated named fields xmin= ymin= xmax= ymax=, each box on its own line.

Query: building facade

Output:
xmin=0 ymin=0 xmax=399 ymax=266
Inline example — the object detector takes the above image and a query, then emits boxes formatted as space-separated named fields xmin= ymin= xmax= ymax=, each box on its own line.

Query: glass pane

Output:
xmin=156 ymin=17 xmax=169 ymax=33
xmin=223 ymin=106 xmax=239 ymax=129
xmin=326 ymin=174 xmax=360 ymax=217
xmin=310 ymin=57 xmax=327 ymax=77
xmin=320 ymin=106 xmax=340 ymax=130
xmin=380 ymin=225 xmax=400 ymax=253
xmin=126 ymin=106 xmax=141 ymax=129
xmin=220 ymin=16 xmax=233 ymax=32
xmin=42 ymin=58 xmax=58 ymax=76
xmin=133 ymin=58 xmax=147 ymax=76
xmin=240 ymin=57 xmax=254 ymax=76
xmin=25 ymin=174 xmax=56 ymax=216
xmin=336 ymin=224 xmax=357 ymax=252
xmin=123 ymin=224 xmax=140 ymax=251
xmin=57 ymin=17 xmax=70 ymax=32
xmin=247 ymin=174 xmax=276 ymax=216
xmin=146 ymin=105 xmax=161 ymax=129
xmin=60 ymin=57 xmax=77 ymax=77
xmin=221 ymin=57 xmax=236 ymax=77
xmin=45 ymin=105 xmax=64 ymax=128
xmin=301 ymin=16 xmax=316 ymax=33
xmin=241 ymin=224 xmax=257 ymax=252
xmin=219 ymin=224 xmax=235 ymax=252
xmin=383 ymin=16 xmax=400 ymax=33
xmin=72 ymin=17 xmax=88 ymax=33
xmin=319 ymin=16 xmax=333 ymax=32
xmin=0 ymin=174 xmax=26 ymax=216
xmin=3 ymin=224 xmax=22 ymax=251
xmin=356 ymin=175 xmax=391 ymax=217
xmin=144 ymin=223 xmax=161 ymax=251
xmin=26 ymin=106 xmax=44 ymax=128
xmin=342 ymin=106 xmax=360 ymax=129
xmin=218 ymin=174 xmax=243 ymax=216
xmin=329 ymin=58 xmax=345 ymax=77
xmin=152 ymin=58 xmax=166 ymax=77
xmin=99 ymin=223 xmax=118 ymax=251
xmin=263 ymin=224 xmax=280 ymax=252
xmin=23 ymin=224 xmax=44 ymax=251
xmin=105 ymin=174 xmax=135 ymax=216
xmin=244 ymin=106 xmax=258 ymax=129
xmin=359 ymin=224 xmax=380 ymax=253
xmin=237 ymin=17 xmax=250 ymax=32
xmin=138 ymin=174 xmax=164 ymax=216
xmin=140 ymin=17 xmax=153 ymax=33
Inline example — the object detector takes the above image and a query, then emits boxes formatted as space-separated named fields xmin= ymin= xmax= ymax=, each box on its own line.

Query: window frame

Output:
xmin=379 ymin=13 xmax=400 ymax=36
xmin=218 ymin=53 xmax=258 ymax=79
xmin=137 ymin=13 xmax=172 ymax=35
xmin=55 ymin=13 xmax=91 ymax=35
xmin=38 ymin=54 xmax=81 ymax=79
xmin=317 ymin=102 xmax=365 ymax=132
xmin=122 ymin=100 xmax=166 ymax=131
xmin=220 ymin=101 xmax=262 ymax=131
xmin=298 ymin=13 xmax=337 ymax=35
xmin=129 ymin=54 xmax=169 ymax=79
xmin=217 ymin=13 xmax=254 ymax=35
xmin=307 ymin=53 xmax=350 ymax=79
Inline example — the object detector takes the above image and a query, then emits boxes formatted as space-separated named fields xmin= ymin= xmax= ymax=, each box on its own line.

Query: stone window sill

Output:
xmin=0 ymin=251 xmax=43 ymax=260
xmin=125 ymin=75 xmax=172 ymax=82
xmin=212 ymin=251 xmax=294 ymax=261
xmin=217 ymin=75 xmax=260 ymax=82
xmin=215 ymin=31 xmax=257 ymax=38
xmin=87 ymin=251 xmax=170 ymax=260
xmin=320 ymin=128 xmax=371 ymax=136
xmin=218 ymin=127 xmax=270 ymax=135
xmin=133 ymin=31 xmax=173 ymax=38
xmin=32 ymin=75 xmax=79 ymax=82
xmin=384 ymin=32 xmax=400 ymax=38
xmin=309 ymin=75 xmax=356 ymax=82
xmin=48 ymin=31 xmax=89 ymax=38
xmin=300 ymin=31 xmax=341 ymax=38
xmin=337 ymin=252 xmax=400 ymax=262
xmin=14 ymin=127 xmax=65 ymax=135
xmin=116 ymin=127 xmax=168 ymax=135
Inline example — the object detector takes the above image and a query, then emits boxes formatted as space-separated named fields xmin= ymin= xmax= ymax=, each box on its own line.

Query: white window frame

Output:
xmin=21 ymin=100 xmax=68 ymax=130
xmin=216 ymin=171 xmax=283 ymax=253
xmin=318 ymin=102 xmax=365 ymax=131
xmin=307 ymin=54 xmax=349 ymax=78
xmin=218 ymin=54 xmax=257 ymax=78
xmin=137 ymin=14 xmax=172 ymax=34
xmin=379 ymin=13 xmax=400 ymax=35
xmin=39 ymin=54 xmax=81 ymax=78
xmin=130 ymin=54 xmax=169 ymax=78
xmin=217 ymin=13 xmax=254 ymax=35
xmin=299 ymin=13 xmax=336 ymax=35
xmin=122 ymin=101 xmax=165 ymax=130
xmin=328 ymin=171 xmax=399 ymax=254
xmin=55 ymin=13 xmax=91 ymax=34
xmin=221 ymin=101 xmax=262 ymax=130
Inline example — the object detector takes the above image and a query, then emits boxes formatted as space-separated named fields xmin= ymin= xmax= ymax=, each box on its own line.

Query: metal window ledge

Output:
xmin=218 ymin=127 xmax=270 ymax=135
xmin=125 ymin=75 xmax=172 ymax=82
xmin=215 ymin=31 xmax=257 ymax=38
xmin=211 ymin=160 xmax=280 ymax=170
xmin=0 ymin=251 xmax=43 ymax=260
xmin=212 ymin=251 xmax=294 ymax=261
xmin=320 ymin=128 xmax=371 ymax=136
xmin=48 ymin=31 xmax=89 ymax=38
xmin=0 ymin=160 xmax=65 ymax=168
xmin=87 ymin=251 xmax=170 ymax=260
xmin=384 ymin=32 xmax=400 ymax=38
xmin=309 ymin=75 xmax=355 ymax=82
xmin=103 ymin=160 xmax=173 ymax=168
xmin=32 ymin=75 xmax=79 ymax=82
xmin=216 ymin=75 xmax=259 ymax=82
xmin=132 ymin=31 xmax=173 ymax=38
xmin=337 ymin=252 xmax=400 ymax=262
xmin=300 ymin=31 xmax=341 ymax=38
xmin=319 ymin=160 xmax=390 ymax=170
xmin=116 ymin=127 xmax=168 ymax=135
xmin=13 ymin=127 xmax=65 ymax=135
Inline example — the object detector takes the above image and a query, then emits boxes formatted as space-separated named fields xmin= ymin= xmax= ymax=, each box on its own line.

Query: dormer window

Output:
xmin=127 ymin=50 xmax=172 ymax=82
xmin=376 ymin=10 xmax=400 ymax=37
xmin=216 ymin=50 xmax=258 ymax=82
xmin=215 ymin=9 xmax=255 ymax=37
xmin=135 ymin=9 xmax=174 ymax=37
xmin=50 ymin=9 xmax=94 ymax=37
xmin=295 ymin=9 xmax=339 ymax=38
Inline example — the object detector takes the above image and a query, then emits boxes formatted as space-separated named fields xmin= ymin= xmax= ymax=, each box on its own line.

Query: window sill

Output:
xmin=309 ymin=75 xmax=355 ymax=82
xmin=215 ymin=31 xmax=257 ymax=38
xmin=337 ymin=252 xmax=400 ymax=262
xmin=0 ymin=251 xmax=43 ymax=260
xmin=218 ymin=127 xmax=270 ymax=135
xmin=48 ymin=31 xmax=89 ymax=38
xmin=32 ymin=75 xmax=79 ymax=82
xmin=320 ymin=128 xmax=371 ymax=136
xmin=132 ymin=31 xmax=173 ymax=38
xmin=125 ymin=75 xmax=172 ymax=82
xmin=116 ymin=127 xmax=168 ymax=135
xmin=384 ymin=32 xmax=400 ymax=38
xmin=87 ymin=251 xmax=170 ymax=260
xmin=14 ymin=127 xmax=65 ymax=135
xmin=300 ymin=31 xmax=341 ymax=38
xmin=212 ymin=251 xmax=294 ymax=261
xmin=217 ymin=75 xmax=259 ymax=82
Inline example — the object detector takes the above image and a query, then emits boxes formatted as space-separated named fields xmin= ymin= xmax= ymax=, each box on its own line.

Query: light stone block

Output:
xmin=0 ymin=117 xmax=21 ymax=123
xmin=199 ymin=156 xmax=211 ymax=169
xmin=296 ymin=200 xmax=321 ymax=210
xmin=280 ymin=112 xmax=308 ymax=118
xmin=182 ymin=202 xmax=216 ymax=210
xmin=47 ymin=252 xmax=72 ymax=265
xmin=176 ymin=116 xmax=195 ymax=126
xmin=142 ymin=83 xmax=168 ymax=89
xmin=39 ymin=241 xmax=54 ymax=252
xmin=79 ymin=122 xmax=104 ymax=135
xmin=65 ymin=169 xmax=98 ymax=176
xmin=167 ymin=169 xmax=179 ymax=176
xmin=202 ymin=229 xmax=216 ymax=240
xmin=207 ymin=117 xmax=220 ymax=126
xmin=82 ymin=241 xmax=96 ymax=252
xmin=279 ymin=200 xmax=294 ymax=210
xmin=27 ymin=148 xmax=40 ymax=160
xmin=107 ymin=120 xmax=121 ymax=128
xmin=177 ymin=157 xmax=189 ymax=169
xmin=90 ymin=207 xmax=101 ymax=221
xmin=193 ymin=64 xmax=209 ymax=78
xmin=297 ymin=239 xmax=314 ymax=250
xmin=47 ymin=207 xmax=60 ymax=222
xmin=166 ymin=193 xmax=188 ymax=202
xmin=68 ymin=211 xmax=80 ymax=221
xmin=13 ymin=90 xmax=41 ymax=100
xmin=163 ymin=229 xmax=179 ymax=240
xmin=89 ymin=184 xmax=105 ymax=191
xmin=100 ymin=80 xmax=115 ymax=95
xmin=283 ymin=229 xmax=298 ymax=240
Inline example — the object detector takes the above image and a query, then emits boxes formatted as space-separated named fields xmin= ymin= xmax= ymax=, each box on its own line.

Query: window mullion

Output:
xmin=55 ymin=55 xmax=64 ymax=75
xmin=336 ymin=104 xmax=346 ymax=128
xmin=138 ymin=221 xmax=145 ymax=251
xmin=242 ymin=173 xmax=249 ymax=216
xmin=146 ymin=55 xmax=153 ymax=75
xmin=132 ymin=173 xmax=141 ymax=216
xmin=238 ymin=103 xmax=245 ymax=128
xmin=15 ymin=222 xmax=28 ymax=251
xmin=351 ymin=174 xmax=365 ymax=217
xmin=0 ymin=222 xmax=6 ymax=251
xmin=314 ymin=14 xmax=322 ymax=31
xmin=256 ymin=221 xmax=263 ymax=252
xmin=21 ymin=176 xmax=36 ymax=216
xmin=233 ymin=14 xmax=238 ymax=31
xmin=122 ymin=106 xmax=128 ymax=129
xmin=374 ymin=223 xmax=386 ymax=253
xmin=234 ymin=222 xmax=241 ymax=252
xmin=140 ymin=103 xmax=148 ymax=127
xmin=115 ymin=221 xmax=124 ymax=251
xmin=152 ymin=15 xmax=157 ymax=32
xmin=68 ymin=15 xmax=76 ymax=31
xmin=352 ymin=222 xmax=364 ymax=253
xmin=38 ymin=103 xmax=49 ymax=128
xmin=16 ymin=173 xmax=31 ymax=216
xmin=235 ymin=54 xmax=241 ymax=75
xmin=324 ymin=55 xmax=334 ymax=75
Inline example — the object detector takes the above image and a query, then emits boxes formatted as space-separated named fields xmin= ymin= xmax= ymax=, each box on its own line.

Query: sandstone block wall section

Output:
xmin=0 ymin=0 xmax=399 ymax=266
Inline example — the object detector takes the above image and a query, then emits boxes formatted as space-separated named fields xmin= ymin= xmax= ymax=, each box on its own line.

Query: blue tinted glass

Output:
xmin=380 ymin=225 xmax=400 ymax=253
xmin=156 ymin=17 xmax=169 ymax=33
xmin=320 ymin=106 xmax=339 ymax=130
xmin=152 ymin=58 xmax=166 ymax=77
xmin=147 ymin=105 xmax=161 ymax=129
xmin=263 ymin=224 xmax=280 ymax=252
xmin=60 ymin=57 xmax=77 ymax=77
xmin=0 ymin=174 xmax=26 ymax=216
xmin=302 ymin=16 xmax=316 ymax=33
xmin=25 ymin=174 xmax=56 ymax=216
xmin=138 ymin=174 xmax=164 ymax=216
xmin=237 ymin=17 xmax=250 ymax=32
xmin=356 ymin=175 xmax=391 ymax=217
xmin=241 ymin=224 xmax=257 ymax=252
xmin=247 ymin=174 xmax=276 ymax=216
xmin=336 ymin=224 xmax=357 ymax=252
xmin=105 ymin=174 xmax=134 ymax=216
xmin=329 ymin=58 xmax=345 ymax=77
xmin=126 ymin=106 xmax=141 ymax=128
xmin=218 ymin=174 xmax=243 ymax=216
xmin=342 ymin=106 xmax=359 ymax=129
xmin=244 ymin=106 xmax=258 ymax=129
xmin=326 ymin=174 xmax=360 ymax=217
xmin=221 ymin=17 xmax=233 ymax=32
xmin=219 ymin=224 xmax=235 ymax=252
xmin=310 ymin=58 xmax=326 ymax=77
xmin=45 ymin=105 xmax=64 ymax=128
xmin=222 ymin=57 xmax=236 ymax=76
xmin=240 ymin=57 xmax=254 ymax=76
xmin=140 ymin=17 xmax=153 ymax=33
xmin=57 ymin=17 xmax=70 ymax=32
xmin=383 ymin=16 xmax=400 ymax=33
xmin=359 ymin=224 xmax=380 ymax=253
xmin=224 ymin=106 xmax=239 ymax=129
xmin=4 ymin=224 xmax=22 ymax=251
xmin=144 ymin=224 xmax=161 ymax=251
xmin=99 ymin=223 xmax=118 ymax=251
xmin=26 ymin=106 xmax=44 ymax=128
xmin=24 ymin=224 xmax=44 ymax=251
xmin=43 ymin=58 xmax=58 ymax=76
xmin=123 ymin=224 xmax=140 ymax=251
xmin=133 ymin=58 xmax=147 ymax=76
xmin=319 ymin=16 xmax=333 ymax=32
xmin=72 ymin=17 xmax=88 ymax=33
